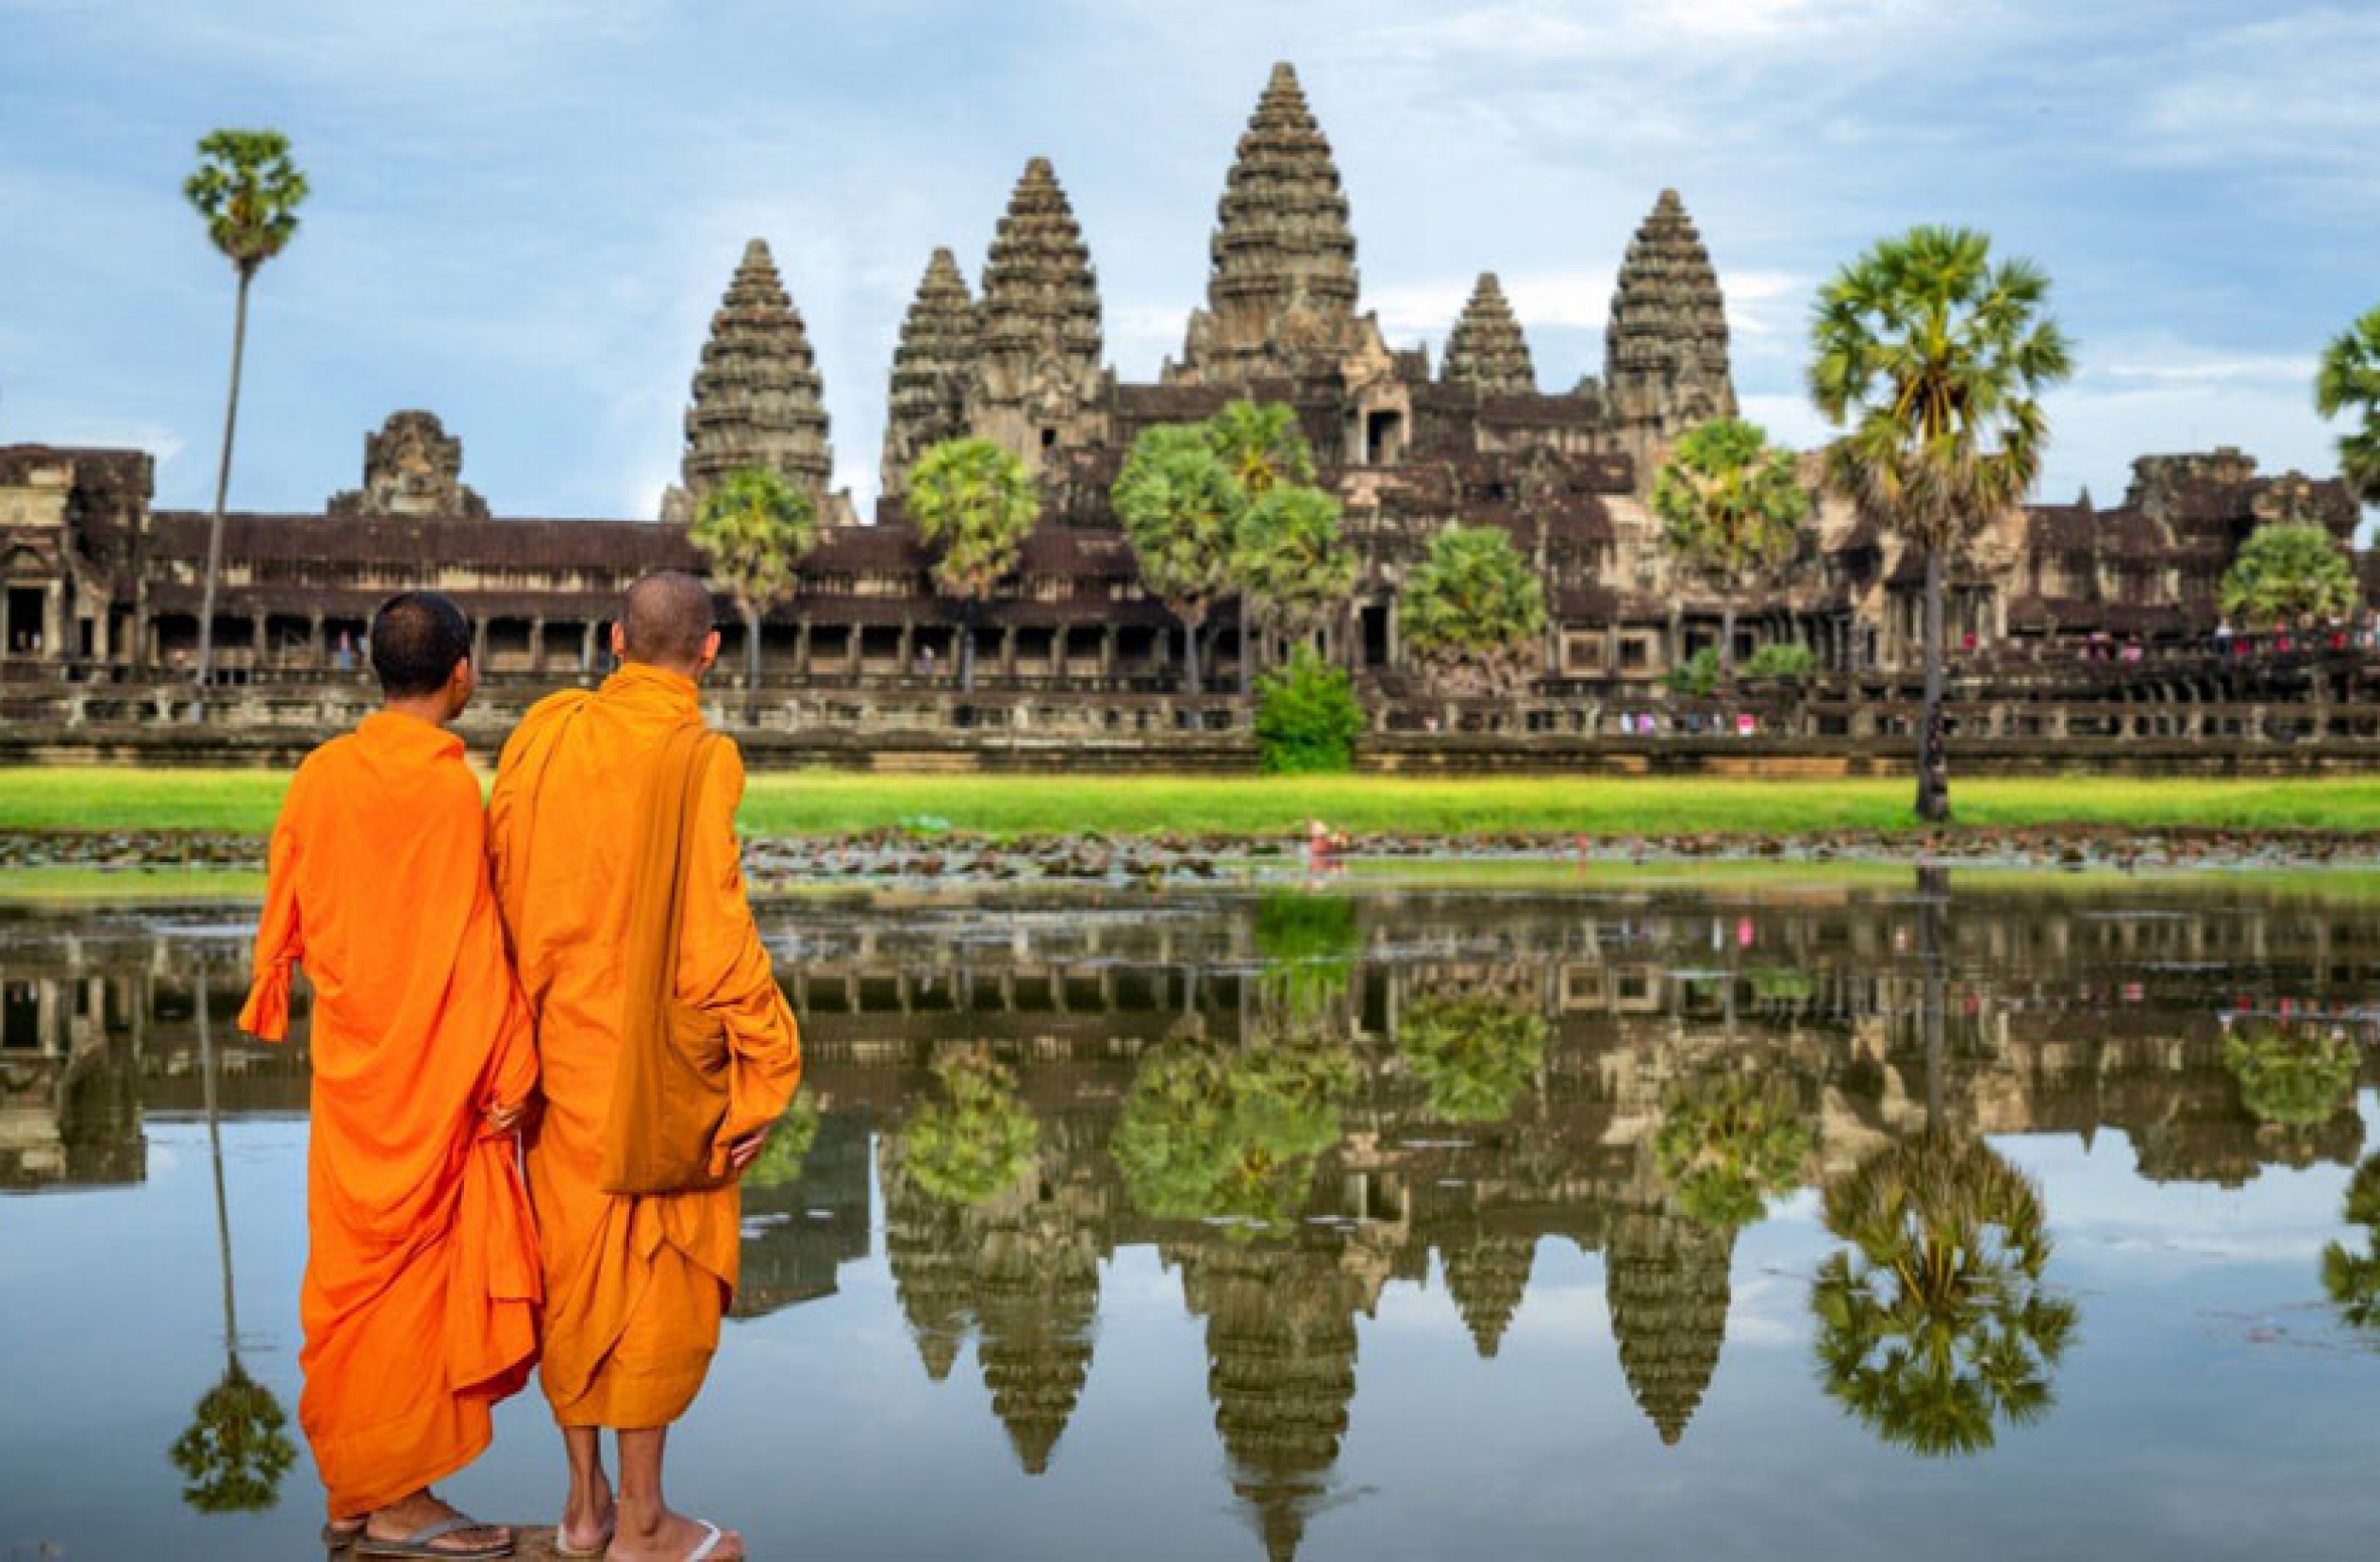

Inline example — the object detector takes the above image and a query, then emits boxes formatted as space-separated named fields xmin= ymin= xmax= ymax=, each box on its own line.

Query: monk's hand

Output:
xmin=483 ymin=1098 xmax=528 ymax=1136
xmin=727 ymin=1127 xmax=771 ymax=1172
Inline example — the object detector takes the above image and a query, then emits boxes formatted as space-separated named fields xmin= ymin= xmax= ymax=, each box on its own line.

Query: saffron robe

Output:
xmin=488 ymin=663 xmax=802 ymax=1429
xmin=238 ymin=710 xmax=541 ymax=1520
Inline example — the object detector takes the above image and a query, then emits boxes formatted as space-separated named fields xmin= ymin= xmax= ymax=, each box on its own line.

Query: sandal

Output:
xmin=354 ymin=1514 xmax=515 ymax=1559
xmin=324 ymin=1519 xmax=366 ymax=1550
xmin=682 ymin=1521 xmax=731 ymax=1562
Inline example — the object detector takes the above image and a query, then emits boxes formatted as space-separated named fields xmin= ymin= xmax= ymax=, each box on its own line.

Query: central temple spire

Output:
xmin=967 ymin=156 xmax=1107 ymax=473
xmin=1172 ymin=61 xmax=1378 ymax=388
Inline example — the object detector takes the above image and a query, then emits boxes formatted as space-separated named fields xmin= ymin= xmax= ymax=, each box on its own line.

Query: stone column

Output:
xmin=251 ymin=613 xmax=268 ymax=667
xmin=999 ymin=626 xmax=1018 ymax=678
xmin=46 ymin=582 xmax=69 ymax=661
xmin=795 ymin=623 xmax=811 ymax=677
xmin=528 ymin=617 xmax=547 ymax=673
xmin=581 ymin=621 xmax=599 ymax=673
xmin=1099 ymin=626 xmax=1116 ymax=677
xmin=847 ymin=625 xmax=863 ymax=677
xmin=308 ymin=613 xmax=326 ymax=669
xmin=896 ymin=621 xmax=914 ymax=677
xmin=471 ymin=616 xmax=490 ymax=673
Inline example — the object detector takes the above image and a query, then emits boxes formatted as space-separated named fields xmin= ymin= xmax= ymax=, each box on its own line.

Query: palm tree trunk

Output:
xmin=1918 ymin=864 xmax=1948 ymax=1128
xmin=1238 ymin=614 xmax=1255 ymax=698
xmin=741 ymin=601 xmax=762 ymax=727
xmin=199 ymin=967 xmax=239 ymax=1351
xmin=194 ymin=269 xmax=253 ymax=717
xmin=1917 ymin=546 xmax=1950 ymax=823
xmin=958 ymin=599 xmax=978 ymax=693
xmin=1721 ymin=603 xmax=1737 ymax=684
xmin=1182 ymin=612 xmax=1203 ymax=694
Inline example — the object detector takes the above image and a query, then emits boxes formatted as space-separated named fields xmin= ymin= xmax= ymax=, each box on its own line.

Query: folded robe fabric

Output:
xmin=489 ymin=662 xmax=803 ymax=1428
xmin=240 ymin=710 xmax=541 ymax=1520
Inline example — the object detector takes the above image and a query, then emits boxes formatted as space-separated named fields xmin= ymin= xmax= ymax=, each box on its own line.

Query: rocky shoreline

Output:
xmin=7 ymin=822 xmax=2380 ymax=887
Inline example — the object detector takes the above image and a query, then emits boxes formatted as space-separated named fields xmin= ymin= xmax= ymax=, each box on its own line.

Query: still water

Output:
xmin=2 ymin=879 xmax=2376 ymax=1559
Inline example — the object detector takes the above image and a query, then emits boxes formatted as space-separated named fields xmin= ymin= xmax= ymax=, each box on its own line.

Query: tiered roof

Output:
xmin=1604 ymin=1204 xmax=1734 ymax=1445
xmin=1440 ymin=274 xmax=1536 ymax=395
xmin=1605 ymin=190 xmax=1736 ymax=435
xmin=976 ymin=158 xmax=1103 ymax=390
xmin=679 ymin=239 xmax=833 ymax=505
xmin=881 ymin=248 xmax=978 ymax=496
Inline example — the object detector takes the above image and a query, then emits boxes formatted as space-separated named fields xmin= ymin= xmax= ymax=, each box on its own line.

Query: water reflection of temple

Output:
xmin=8 ymin=891 xmax=2376 ymax=1556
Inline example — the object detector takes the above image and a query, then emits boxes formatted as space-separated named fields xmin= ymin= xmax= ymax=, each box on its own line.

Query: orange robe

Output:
xmin=488 ymin=663 xmax=801 ymax=1429
xmin=238 ymin=711 xmax=541 ymax=1520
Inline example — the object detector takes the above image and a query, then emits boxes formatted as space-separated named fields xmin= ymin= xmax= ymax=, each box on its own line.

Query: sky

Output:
xmin=2 ymin=0 xmax=2374 ymax=523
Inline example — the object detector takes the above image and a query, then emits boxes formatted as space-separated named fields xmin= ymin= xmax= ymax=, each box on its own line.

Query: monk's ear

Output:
xmin=700 ymin=628 xmax=722 ymax=671
xmin=448 ymin=654 xmax=476 ymax=713
xmin=608 ymin=621 xmax=627 ymax=660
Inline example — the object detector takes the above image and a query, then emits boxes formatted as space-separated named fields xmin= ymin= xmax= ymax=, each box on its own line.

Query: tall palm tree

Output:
xmin=691 ymin=466 xmax=820 ymax=725
xmin=1650 ymin=416 xmax=1811 ymax=680
xmin=1203 ymin=400 xmax=1315 ymax=498
xmin=172 ymin=959 xmax=297 ymax=1513
xmin=1110 ymin=424 xmax=1243 ymax=692
xmin=2315 ymin=305 xmax=2380 ymax=507
xmin=1809 ymin=226 xmax=2072 ymax=822
xmin=184 ymin=130 xmax=308 ymax=709
xmin=905 ymin=436 xmax=1039 ymax=691
xmin=1230 ymin=485 xmax=1356 ymax=692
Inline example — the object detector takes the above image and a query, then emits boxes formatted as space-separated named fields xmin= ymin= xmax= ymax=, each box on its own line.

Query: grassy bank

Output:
xmin=8 ymin=768 xmax=2380 ymax=839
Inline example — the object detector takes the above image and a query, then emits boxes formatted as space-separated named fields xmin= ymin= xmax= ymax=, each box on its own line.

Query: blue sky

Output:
xmin=2 ymin=0 xmax=2374 ymax=521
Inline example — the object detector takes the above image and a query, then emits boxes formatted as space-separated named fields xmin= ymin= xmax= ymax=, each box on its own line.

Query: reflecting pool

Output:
xmin=2 ymin=877 xmax=2377 ymax=1558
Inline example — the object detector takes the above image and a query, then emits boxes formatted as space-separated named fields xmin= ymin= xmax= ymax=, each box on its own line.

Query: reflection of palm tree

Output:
xmin=172 ymin=968 xmax=296 ymax=1512
xmin=2321 ymin=1154 xmax=2380 ymax=1335
xmin=1652 ymin=1072 xmax=1812 ymax=1231
xmin=1810 ymin=1133 xmax=2076 ymax=1456
xmin=2223 ymin=1022 xmax=2359 ymax=1129
xmin=1392 ymin=984 xmax=1547 ymax=1126
xmin=894 ymin=1052 xmax=1040 ymax=1209
xmin=743 ymin=1090 xmax=823 ymax=1192
xmin=1112 ymin=1034 xmax=1354 ymax=1238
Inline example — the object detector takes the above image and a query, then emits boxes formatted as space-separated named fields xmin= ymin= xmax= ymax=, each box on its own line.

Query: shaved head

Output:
xmin=620 ymin=571 xmax=716 ymax=670
xmin=370 ymin=590 xmax=472 ymax=698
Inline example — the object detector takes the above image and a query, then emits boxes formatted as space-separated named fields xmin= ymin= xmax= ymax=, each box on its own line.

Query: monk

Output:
xmin=240 ymin=590 xmax=540 ymax=1560
xmin=489 ymin=572 xmax=801 ymax=1562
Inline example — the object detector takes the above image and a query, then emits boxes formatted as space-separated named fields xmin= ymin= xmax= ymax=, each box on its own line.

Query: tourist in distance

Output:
xmin=238 ymin=591 xmax=541 ymax=1559
xmin=489 ymin=571 xmax=803 ymax=1562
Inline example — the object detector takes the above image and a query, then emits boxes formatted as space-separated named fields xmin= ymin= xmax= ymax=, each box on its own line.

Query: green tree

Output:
xmin=894 ymin=1052 xmax=1040 ymax=1208
xmin=1653 ymin=1072 xmax=1813 ymax=1231
xmin=744 ymin=1090 xmax=824 ymax=1192
xmin=1111 ymin=424 xmax=1243 ymax=692
xmin=1397 ymin=523 xmax=1549 ymax=695
xmin=1651 ymin=417 xmax=1812 ymax=680
xmin=1254 ymin=644 xmax=1364 ymax=773
xmin=2219 ymin=523 xmax=2359 ymax=631
xmin=2222 ymin=1022 xmax=2359 ymax=1128
xmin=906 ymin=437 xmax=1039 ymax=691
xmin=1809 ymin=226 xmax=2073 ymax=823
xmin=2321 ymin=1154 xmax=2380 ymax=1335
xmin=1204 ymin=399 xmax=1315 ymax=498
xmin=1111 ymin=1035 xmax=1355 ymax=1238
xmin=1232 ymin=485 xmax=1356 ymax=690
xmin=1394 ymin=983 xmax=1549 ymax=1125
xmin=690 ymin=466 xmax=820 ymax=725
xmin=2315 ymin=305 xmax=2380 ymax=507
xmin=184 ymin=129 xmax=308 ymax=704
xmin=1251 ymin=893 xmax=1361 ymax=1021
xmin=1810 ymin=1133 xmax=2077 ymax=1456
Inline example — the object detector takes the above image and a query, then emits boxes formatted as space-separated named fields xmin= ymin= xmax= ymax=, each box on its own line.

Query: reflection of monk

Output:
xmin=491 ymin=572 xmax=801 ymax=1562
xmin=240 ymin=591 xmax=537 ymax=1559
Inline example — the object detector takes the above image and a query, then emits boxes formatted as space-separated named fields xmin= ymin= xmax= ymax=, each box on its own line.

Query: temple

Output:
xmin=0 ymin=61 xmax=2366 ymax=737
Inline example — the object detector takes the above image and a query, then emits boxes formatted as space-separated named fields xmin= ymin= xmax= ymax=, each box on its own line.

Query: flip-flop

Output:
xmin=683 ymin=1521 xmax=729 ymax=1562
xmin=353 ymin=1514 xmax=514 ymax=1560
xmin=323 ymin=1519 xmax=365 ymax=1550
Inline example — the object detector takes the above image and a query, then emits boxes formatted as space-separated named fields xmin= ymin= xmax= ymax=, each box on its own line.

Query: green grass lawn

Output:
xmin=7 ymin=767 xmax=2380 ymax=838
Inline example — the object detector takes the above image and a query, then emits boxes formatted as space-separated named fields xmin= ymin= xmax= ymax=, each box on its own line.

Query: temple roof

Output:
xmin=1605 ymin=190 xmax=1735 ymax=430
xmin=882 ymin=248 xmax=980 ymax=496
xmin=680 ymin=238 xmax=833 ymax=504
xmin=1441 ymin=274 xmax=1536 ymax=395
xmin=1205 ymin=62 xmax=1359 ymax=339
xmin=978 ymin=158 xmax=1103 ymax=375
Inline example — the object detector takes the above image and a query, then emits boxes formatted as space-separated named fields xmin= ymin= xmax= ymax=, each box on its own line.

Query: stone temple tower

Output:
xmin=880 ymin=247 xmax=980 ymax=498
xmin=1173 ymin=61 xmax=1379 ymax=388
xmin=1605 ymin=190 xmax=1737 ymax=480
xmin=1440 ymin=273 xmax=1537 ymax=396
xmin=664 ymin=238 xmax=835 ymax=523
xmin=966 ymin=157 xmax=1107 ymax=475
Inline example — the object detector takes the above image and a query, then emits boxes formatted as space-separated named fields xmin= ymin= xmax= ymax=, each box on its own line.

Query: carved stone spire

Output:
xmin=1440 ymin=274 xmax=1536 ymax=395
xmin=1442 ymin=1232 xmax=1535 ymax=1357
xmin=328 ymin=410 xmax=487 ymax=518
xmin=1605 ymin=1204 xmax=1734 ymax=1446
xmin=968 ymin=158 xmax=1105 ymax=472
xmin=671 ymin=239 xmax=832 ymax=520
xmin=1605 ymin=190 xmax=1736 ymax=475
xmin=881 ymin=247 xmax=979 ymax=497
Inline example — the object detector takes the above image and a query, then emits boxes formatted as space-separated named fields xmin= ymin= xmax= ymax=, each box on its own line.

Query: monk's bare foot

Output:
xmin=363 ymin=1489 xmax=512 ymax=1555
xmin=606 ymin=1508 xmax=741 ymax=1562
xmin=559 ymin=1472 xmax=616 ymax=1555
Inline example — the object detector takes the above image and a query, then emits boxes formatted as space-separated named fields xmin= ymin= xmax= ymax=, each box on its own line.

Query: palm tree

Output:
xmin=1110 ymin=1032 xmax=1355 ymax=1238
xmin=893 ymin=1052 xmax=1040 ymax=1209
xmin=1230 ymin=485 xmax=1356 ymax=692
xmin=690 ymin=466 xmax=820 ymax=725
xmin=1810 ymin=1132 xmax=2077 ymax=1456
xmin=2220 ymin=523 xmax=2360 ymax=632
xmin=1111 ymin=424 xmax=1243 ymax=692
xmin=184 ymin=130 xmax=308 ymax=708
xmin=905 ymin=436 xmax=1039 ymax=691
xmin=1397 ymin=523 xmax=1549 ymax=696
xmin=2315 ymin=305 xmax=2380 ymax=507
xmin=1652 ymin=1072 xmax=1813 ymax=1231
xmin=1809 ymin=226 xmax=2072 ymax=823
xmin=1650 ymin=417 xmax=1811 ymax=680
xmin=1393 ymin=982 xmax=1548 ymax=1125
xmin=2321 ymin=1154 xmax=2380 ymax=1334
xmin=1203 ymin=400 xmax=1315 ymax=498
xmin=172 ymin=961 xmax=297 ymax=1513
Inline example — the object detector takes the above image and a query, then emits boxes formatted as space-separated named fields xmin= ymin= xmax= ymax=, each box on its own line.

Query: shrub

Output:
xmin=1741 ymin=641 xmax=1819 ymax=680
xmin=1666 ymin=645 xmax=1723 ymax=697
xmin=1254 ymin=644 xmax=1364 ymax=773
